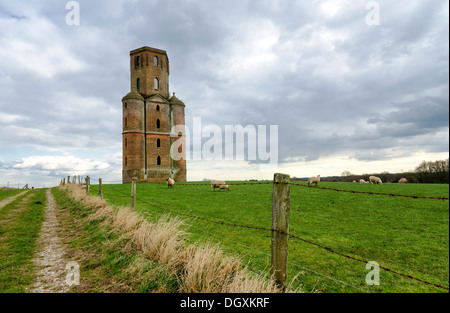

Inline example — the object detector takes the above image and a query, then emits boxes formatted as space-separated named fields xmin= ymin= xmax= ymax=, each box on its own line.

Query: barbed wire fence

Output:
xmin=60 ymin=175 xmax=449 ymax=292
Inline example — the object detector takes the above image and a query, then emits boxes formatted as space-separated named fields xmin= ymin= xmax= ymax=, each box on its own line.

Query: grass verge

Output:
xmin=0 ymin=189 xmax=45 ymax=292
xmin=54 ymin=184 xmax=284 ymax=293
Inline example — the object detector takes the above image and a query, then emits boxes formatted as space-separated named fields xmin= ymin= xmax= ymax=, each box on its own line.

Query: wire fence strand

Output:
xmin=85 ymin=183 xmax=449 ymax=291
xmin=131 ymin=180 xmax=448 ymax=200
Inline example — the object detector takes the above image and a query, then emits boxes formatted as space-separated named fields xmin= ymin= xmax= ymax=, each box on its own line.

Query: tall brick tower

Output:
xmin=122 ymin=46 xmax=187 ymax=183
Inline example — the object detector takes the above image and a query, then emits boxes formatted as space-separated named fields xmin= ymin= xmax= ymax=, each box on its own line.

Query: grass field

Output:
xmin=0 ymin=189 xmax=21 ymax=201
xmin=0 ymin=189 xmax=45 ymax=292
xmin=88 ymin=181 xmax=449 ymax=293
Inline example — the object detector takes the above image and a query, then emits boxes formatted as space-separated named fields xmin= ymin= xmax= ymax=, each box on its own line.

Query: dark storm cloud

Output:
xmin=0 ymin=0 xmax=448 ymax=182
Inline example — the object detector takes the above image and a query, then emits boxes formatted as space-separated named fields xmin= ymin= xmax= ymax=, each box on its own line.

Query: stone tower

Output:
xmin=122 ymin=46 xmax=187 ymax=183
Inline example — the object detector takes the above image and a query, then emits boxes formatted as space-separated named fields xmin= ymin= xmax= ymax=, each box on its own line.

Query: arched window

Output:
xmin=156 ymin=119 xmax=160 ymax=129
xmin=154 ymin=77 xmax=159 ymax=90
xmin=137 ymin=78 xmax=141 ymax=90
xmin=157 ymin=138 xmax=161 ymax=148
xmin=154 ymin=56 xmax=158 ymax=66
xmin=156 ymin=105 xmax=160 ymax=112
xmin=136 ymin=56 xmax=140 ymax=66
xmin=157 ymin=156 xmax=161 ymax=166
xmin=124 ymin=102 xmax=127 ymax=108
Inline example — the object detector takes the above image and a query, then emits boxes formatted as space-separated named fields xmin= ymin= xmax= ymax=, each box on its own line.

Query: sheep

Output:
xmin=359 ymin=179 xmax=367 ymax=184
xmin=219 ymin=184 xmax=230 ymax=191
xmin=398 ymin=178 xmax=408 ymax=183
xmin=166 ymin=177 xmax=175 ymax=188
xmin=308 ymin=175 xmax=320 ymax=187
xmin=211 ymin=180 xmax=226 ymax=191
xmin=369 ymin=176 xmax=382 ymax=184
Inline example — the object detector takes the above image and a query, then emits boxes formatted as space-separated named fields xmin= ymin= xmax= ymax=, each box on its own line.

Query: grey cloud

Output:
xmin=0 ymin=0 xmax=448 ymax=183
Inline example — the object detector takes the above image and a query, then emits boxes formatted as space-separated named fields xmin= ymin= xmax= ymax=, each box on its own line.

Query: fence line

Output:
xmin=111 ymin=180 xmax=448 ymax=200
xmin=86 ymin=184 xmax=449 ymax=291
xmin=183 ymin=217 xmax=371 ymax=293
xmin=290 ymin=183 xmax=449 ymax=200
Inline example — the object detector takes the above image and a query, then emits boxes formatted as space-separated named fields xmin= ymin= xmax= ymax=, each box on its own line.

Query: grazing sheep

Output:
xmin=219 ymin=184 xmax=230 ymax=191
xmin=369 ymin=176 xmax=383 ymax=184
xmin=211 ymin=180 xmax=226 ymax=191
xmin=308 ymin=175 xmax=320 ymax=187
xmin=166 ymin=177 xmax=175 ymax=188
xmin=359 ymin=179 xmax=367 ymax=184
xmin=398 ymin=178 xmax=408 ymax=183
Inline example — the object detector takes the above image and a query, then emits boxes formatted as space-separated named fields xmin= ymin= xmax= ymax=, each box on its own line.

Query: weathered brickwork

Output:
xmin=122 ymin=46 xmax=187 ymax=184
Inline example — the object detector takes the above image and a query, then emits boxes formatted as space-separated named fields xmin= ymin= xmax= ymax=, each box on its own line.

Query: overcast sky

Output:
xmin=0 ymin=0 xmax=448 ymax=187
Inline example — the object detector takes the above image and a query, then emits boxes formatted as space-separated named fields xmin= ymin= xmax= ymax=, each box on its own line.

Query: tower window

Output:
xmin=157 ymin=156 xmax=161 ymax=166
xmin=137 ymin=78 xmax=141 ymax=90
xmin=154 ymin=77 xmax=159 ymax=90
xmin=154 ymin=56 xmax=158 ymax=66
xmin=125 ymin=156 xmax=128 ymax=166
xmin=136 ymin=56 xmax=140 ymax=66
xmin=157 ymin=138 xmax=161 ymax=148
xmin=156 ymin=119 xmax=160 ymax=129
xmin=124 ymin=102 xmax=127 ymax=108
xmin=156 ymin=105 xmax=160 ymax=112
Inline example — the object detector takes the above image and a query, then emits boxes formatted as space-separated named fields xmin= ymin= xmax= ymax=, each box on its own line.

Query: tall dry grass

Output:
xmin=59 ymin=183 xmax=286 ymax=293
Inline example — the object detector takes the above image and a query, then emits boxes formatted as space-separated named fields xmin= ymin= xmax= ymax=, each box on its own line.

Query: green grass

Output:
xmin=89 ymin=181 xmax=449 ymax=293
xmin=52 ymin=187 xmax=179 ymax=293
xmin=0 ymin=189 xmax=21 ymax=202
xmin=0 ymin=189 xmax=45 ymax=293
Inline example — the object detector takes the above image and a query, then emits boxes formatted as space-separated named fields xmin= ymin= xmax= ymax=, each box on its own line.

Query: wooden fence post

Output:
xmin=131 ymin=177 xmax=137 ymax=210
xmin=99 ymin=178 xmax=103 ymax=199
xmin=271 ymin=173 xmax=290 ymax=292
xmin=68 ymin=176 xmax=70 ymax=184
xmin=85 ymin=176 xmax=90 ymax=194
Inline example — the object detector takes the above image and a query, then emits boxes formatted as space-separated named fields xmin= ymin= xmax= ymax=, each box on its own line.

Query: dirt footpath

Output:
xmin=28 ymin=189 xmax=71 ymax=293
xmin=0 ymin=190 xmax=29 ymax=210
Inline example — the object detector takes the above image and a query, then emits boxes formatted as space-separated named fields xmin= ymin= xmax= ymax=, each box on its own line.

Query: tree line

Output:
xmin=294 ymin=159 xmax=449 ymax=184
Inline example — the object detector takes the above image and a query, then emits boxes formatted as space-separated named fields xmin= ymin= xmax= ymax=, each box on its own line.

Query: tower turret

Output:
xmin=130 ymin=46 xmax=170 ymax=99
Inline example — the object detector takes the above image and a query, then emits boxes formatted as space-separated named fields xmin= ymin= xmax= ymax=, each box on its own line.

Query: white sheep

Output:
xmin=211 ymin=180 xmax=226 ymax=191
xmin=166 ymin=177 xmax=175 ymax=188
xmin=219 ymin=184 xmax=230 ymax=191
xmin=359 ymin=179 xmax=367 ymax=184
xmin=369 ymin=176 xmax=382 ymax=184
xmin=308 ymin=175 xmax=320 ymax=187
